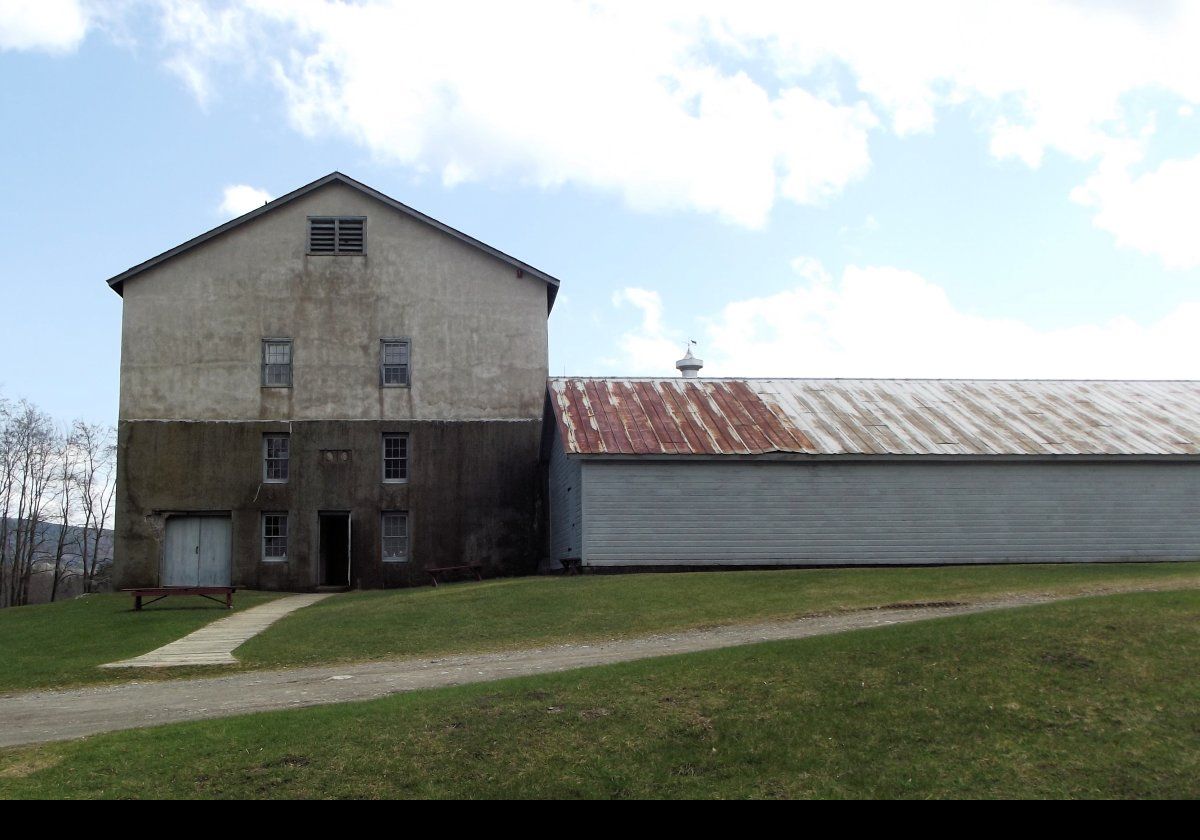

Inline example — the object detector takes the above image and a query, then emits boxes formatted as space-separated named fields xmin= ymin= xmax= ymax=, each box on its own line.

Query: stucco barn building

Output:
xmin=110 ymin=172 xmax=558 ymax=591
xmin=545 ymin=374 xmax=1200 ymax=569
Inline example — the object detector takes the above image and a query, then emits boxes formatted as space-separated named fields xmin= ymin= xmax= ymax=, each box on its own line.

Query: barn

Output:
xmin=544 ymin=373 xmax=1200 ymax=570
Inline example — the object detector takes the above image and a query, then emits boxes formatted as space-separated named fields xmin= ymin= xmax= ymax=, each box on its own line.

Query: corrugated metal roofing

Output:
xmin=548 ymin=378 xmax=1200 ymax=457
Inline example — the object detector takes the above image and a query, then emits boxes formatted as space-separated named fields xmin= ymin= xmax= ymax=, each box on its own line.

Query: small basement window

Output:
xmin=382 ymin=511 xmax=409 ymax=562
xmin=262 ymin=513 xmax=288 ymax=561
xmin=262 ymin=339 xmax=293 ymax=387
xmin=380 ymin=339 xmax=410 ymax=387
xmin=308 ymin=216 xmax=366 ymax=254
xmin=382 ymin=433 xmax=408 ymax=483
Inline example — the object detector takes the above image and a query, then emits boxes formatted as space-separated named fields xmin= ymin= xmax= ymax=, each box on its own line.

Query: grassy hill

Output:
xmin=1 ymin=561 xmax=1198 ymax=694
xmin=236 ymin=561 xmax=1200 ymax=672
xmin=3 ymin=589 xmax=1197 ymax=799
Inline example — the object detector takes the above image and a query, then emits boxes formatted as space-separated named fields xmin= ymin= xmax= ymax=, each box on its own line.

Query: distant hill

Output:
xmin=2 ymin=518 xmax=114 ymax=604
xmin=2 ymin=518 xmax=113 ymax=552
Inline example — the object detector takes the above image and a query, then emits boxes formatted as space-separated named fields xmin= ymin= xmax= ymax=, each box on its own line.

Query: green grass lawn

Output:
xmin=236 ymin=562 xmax=1200 ymax=672
xmin=0 ymin=592 xmax=281 ymax=695
xmin=3 ymin=589 xmax=1197 ymax=799
xmin=3 ymin=563 xmax=1199 ymax=695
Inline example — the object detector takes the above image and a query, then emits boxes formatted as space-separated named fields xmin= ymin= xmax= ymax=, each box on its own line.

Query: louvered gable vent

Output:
xmin=308 ymin=216 xmax=365 ymax=254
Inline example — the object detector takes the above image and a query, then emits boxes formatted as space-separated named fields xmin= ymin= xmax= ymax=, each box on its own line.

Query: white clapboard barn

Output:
xmin=544 ymin=359 xmax=1200 ymax=570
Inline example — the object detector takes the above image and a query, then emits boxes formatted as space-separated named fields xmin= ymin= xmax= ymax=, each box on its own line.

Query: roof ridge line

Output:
xmin=105 ymin=172 xmax=561 ymax=312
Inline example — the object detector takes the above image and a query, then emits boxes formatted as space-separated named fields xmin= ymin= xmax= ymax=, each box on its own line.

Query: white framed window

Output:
xmin=262 ymin=513 xmax=288 ymax=562
xmin=382 ymin=433 xmax=408 ymax=483
xmin=308 ymin=216 xmax=366 ymax=255
xmin=263 ymin=434 xmax=289 ymax=483
xmin=382 ymin=511 xmax=409 ymax=562
xmin=262 ymin=339 xmax=293 ymax=387
xmin=380 ymin=339 xmax=411 ymax=387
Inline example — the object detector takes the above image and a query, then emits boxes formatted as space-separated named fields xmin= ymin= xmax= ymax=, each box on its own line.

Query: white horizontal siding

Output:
xmin=580 ymin=460 xmax=1200 ymax=565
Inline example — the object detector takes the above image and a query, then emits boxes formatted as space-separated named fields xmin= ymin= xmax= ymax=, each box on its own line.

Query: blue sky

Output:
xmin=3 ymin=1 xmax=1200 ymax=426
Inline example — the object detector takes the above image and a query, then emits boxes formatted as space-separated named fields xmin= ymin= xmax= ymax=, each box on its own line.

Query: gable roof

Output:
xmin=549 ymin=377 xmax=1200 ymax=458
xmin=105 ymin=172 xmax=561 ymax=310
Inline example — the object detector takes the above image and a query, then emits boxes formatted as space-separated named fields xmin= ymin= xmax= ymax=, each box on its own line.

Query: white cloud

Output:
xmin=19 ymin=2 xmax=1200 ymax=256
xmin=613 ymin=257 xmax=1200 ymax=379
xmin=612 ymin=287 xmax=685 ymax=374
xmin=0 ymin=0 xmax=89 ymax=53
xmin=146 ymin=2 xmax=1200 ymax=238
xmin=1072 ymin=152 xmax=1200 ymax=269
xmin=218 ymin=184 xmax=272 ymax=217
xmin=156 ymin=0 xmax=253 ymax=106
xmin=239 ymin=2 xmax=882 ymax=228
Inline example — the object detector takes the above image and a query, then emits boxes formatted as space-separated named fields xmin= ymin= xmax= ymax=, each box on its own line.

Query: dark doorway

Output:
xmin=319 ymin=512 xmax=351 ymax=587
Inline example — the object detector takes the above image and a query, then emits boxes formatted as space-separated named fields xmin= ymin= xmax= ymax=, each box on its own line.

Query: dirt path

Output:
xmin=0 ymin=586 xmax=1187 ymax=749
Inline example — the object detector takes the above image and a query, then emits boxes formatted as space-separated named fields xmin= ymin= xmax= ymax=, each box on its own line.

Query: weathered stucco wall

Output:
xmin=118 ymin=180 xmax=549 ymax=422
xmin=114 ymin=419 xmax=543 ymax=589
xmin=114 ymin=180 xmax=551 ymax=589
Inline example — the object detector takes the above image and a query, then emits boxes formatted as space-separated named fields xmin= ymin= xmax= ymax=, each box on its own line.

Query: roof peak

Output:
xmin=105 ymin=171 xmax=561 ymax=311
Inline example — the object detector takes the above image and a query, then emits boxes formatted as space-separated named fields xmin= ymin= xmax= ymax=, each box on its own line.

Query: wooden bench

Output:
xmin=425 ymin=564 xmax=484 ymax=587
xmin=123 ymin=586 xmax=237 ymax=611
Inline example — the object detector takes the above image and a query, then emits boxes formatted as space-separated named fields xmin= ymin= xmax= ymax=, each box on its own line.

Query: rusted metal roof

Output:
xmin=548 ymin=378 xmax=1200 ymax=457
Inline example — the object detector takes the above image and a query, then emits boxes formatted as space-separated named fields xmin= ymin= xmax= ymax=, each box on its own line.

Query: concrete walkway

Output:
xmin=2 ymin=592 xmax=1072 ymax=748
xmin=101 ymin=594 xmax=333 ymax=668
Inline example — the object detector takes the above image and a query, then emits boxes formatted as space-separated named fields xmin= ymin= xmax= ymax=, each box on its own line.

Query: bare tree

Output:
xmin=0 ymin=401 xmax=58 ymax=607
xmin=72 ymin=420 xmax=116 ymax=594
xmin=0 ymin=396 xmax=14 ymax=607
xmin=47 ymin=427 xmax=79 ymax=602
xmin=0 ymin=393 xmax=116 ymax=608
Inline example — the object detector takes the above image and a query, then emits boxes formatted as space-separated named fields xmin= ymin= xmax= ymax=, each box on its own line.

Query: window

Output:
xmin=262 ymin=339 xmax=293 ymax=387
xmin=382 ymin=433 xmax=408 ymax=483
xmin=308 ymin=216 xmax=366 ymax=254
xmin=380 ymin=339 xmax=410 ymax=387
xmin=382 ymin=511 xmax=409 ymax=562
xmin=263 ymin=434 xmax=289 ymax=482
xmin=262 ymin=513 xmax=288 ymax=561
